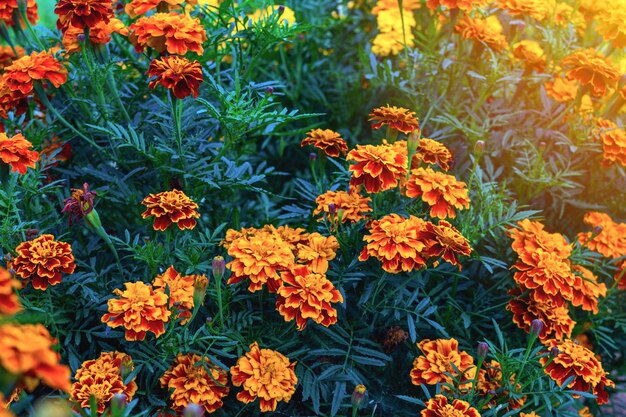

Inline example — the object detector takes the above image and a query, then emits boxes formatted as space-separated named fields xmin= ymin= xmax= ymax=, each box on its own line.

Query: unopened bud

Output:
xmin=550 ymin=347 xmax=560 ymax=357
xmin=351 ymin=384 xmax=366 ymax=408
xmin=309 ymin=152 xmax=317 ymax=161
xmin=111 ymin=394 xmax=127 ymax=411
xmin=477 ymin=342 xmax=489 ymax=359
xmin=278 ymin=5 xmax=285 ymax=14
xmin=530 ymin=319 xmax=544 ymax=338
xmin=592 ymin=226 xmax=603 ymax=235
xmin=212 ymin=256 xmax=226 ymax=281
xmin=328 ymin=204 xmax=337 ymax=216
xmin=407 ymin=131 xmax=420 ymax=155
xmin=538 ymin=141 xmax=547 ymax=150
xmin=474 ymin=140 xmax=485 ymax=154
xmin=77 ymin=33 xmax=86 ymax=43
xmin=265 ymin=86 xmax=273 ymax=95
xmin=183 ymin=404 xmax=204 ymax=417
xmin=192 ymin=274 xmax=209 ymax=306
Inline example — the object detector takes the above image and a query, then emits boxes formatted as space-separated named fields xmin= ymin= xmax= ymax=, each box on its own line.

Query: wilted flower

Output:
xmin=382 ymin=326 xmax=408 ymax=353
xmin=147 ymin=56 xmax=204 ymax=99
xmin=129 ymin=12 xmax=207 ymax=55
xmin=62 ymin=183 xmax=97 ymax=225
xmin=13 ymin=234 xmax=76 ymax=290
xmin=0 ymin=132 xmax=39 ymax=174
xmin=368 ymin=105 xmax=420 ymax=134
xmin=141 ymin=189 xmax=200 ymax=231
xmin=301 ymin=129 xmax=348 ymax=157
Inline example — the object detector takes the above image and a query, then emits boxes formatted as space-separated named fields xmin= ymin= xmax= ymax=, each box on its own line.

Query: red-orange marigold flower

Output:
xmin=0 ymin=266 xmax=21 ymax=316
xmin=454 ymin=15 xmax=508 ymax=53
xmin=2 ymin=51 xmax=68 ymax=95
xmin=476 ymin=359 xmax=525 ymax=410
xmin=509 ymin=219 xmax=572 ymax=261
xmin=276 ymin=265 xmax=343 ymax=330
xmin=152 ymin=266 xmax=195 ymax=323
xmin=13 ymin=234 xmax=75 ymax=290
xmin=593 ymin=118 xmax=626 ymax=168
xmin=0 ymin=79 xmax=29 ymax=119
xmin=141 ymin=189 xmax=200 ymax=231
xmin=561 ymin=49 xmax=619 ymax=97
xmin=421 ymin=395 xmax=481 ymax=417
xmin=129 ymin=12 xmax=207 ymax=55
xmin=55 ymin=0 xmax=113 ymax=32
xmin=0 ymin=0 xmax=37 ymax=27
xmin=230 ymin=342 xmax=297 ymax=412
xmin=368 ymin=105 xmax=420 ymax=134
xmin=416 ymin=138 xmax=452 ymax=171
xmin=101 ymin=281 xmax=171 ymax=341
xmin=160 ymin=353 xmax=229 ymax=414
xmin=0 ymin=132 xmax=39 ymax=174
xmin=0 ymin=46 xmax=24 ymax=71
xmin=571 ymin=265 xmax=606 ymax=314
xmin=421 ymin=220 xmax=472 ymax=269
xmin=295 ymin=233 xmax=339 ymax=274
xmin=359 ymin=214 xmax=428 ymax=273
xmin=147 ymin=56 xmax=203 ymax=99
xmin=512 ymin=249 xmax=576 ymax=305
xmin=301 ymin=129 xmax=348 ymax=157
xmin=406 ymin=168 xmax=470 ymax=219
xmin=347 ymin=144 xmax=408 ymax=193
xmin=70 ymin=352 xmax=137 ymax=414
xmin=62 ymin=18 xmax=128 ymax=54
xmin=541 ymin=339 xmax=615 ymax=404
xmin=125 ymin=0 xmax=185 ymax=18
xmin=577 ymin=211 xmax=626 ymax=259
xmin=410 ymin=338 xmax=475 ymax=388
xmin=313 ymin=189 xmax=372 ymax=223
xmin=0 ymin=323 xmax=71 ymax=392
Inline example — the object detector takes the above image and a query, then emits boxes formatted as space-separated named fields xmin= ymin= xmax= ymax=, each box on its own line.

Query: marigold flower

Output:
xmin=70 ymin=352 xmax=137 ymax=414
xmin=426 ymin=0 xmax=488 ymax=11
xmin=0 ymin=46 xmax=24 ymax=71
xmin=0 ymin=79 xmax=29 ymax=118
xmin=247 ymin=5 xmax=297 ymax=27
xmin=55 ymin=0 xmax=113 ymax=32
xmin=577 ymin=211 xmax=626 ymax=259
xmin=62 ymin=183 xmax=97 ymax=225
xmin=410 ymin=338 xmax=475 ymax=389
xmin=509 ymin=219 xmax=572 ymax=262
xmin=512 ymin=250 xmax=576 ymax=305
xmin=0 ymin=132 xmax=39 ymax=174
xmin=124 ymin=0 xmax=185 ymax=18
xmin=421 ymin=395 xmax=481 ymax=417
xmin=295 ymin=233 xmax=339 ymax=274
xmin=507 ymin=287 xmax=575 ymax=342
xmin=13 ymin=234 xmax=75 ymax=290
xmin=0 ymin=323 xmax=71 ymax=392
xmin=129 ymin=12 xmax=207 ymax=55
xmin=369 ymin=105 xmax=420 ymax=134
xmin=101 ymin=281 xmax=171 ymax=341
xmin=578 ymin=0 xmax=609 ymax=20
xmin=552 ymin=3 xmax=586 ymax=32
xmin=372 ymin=0 xmax=421 ymax=13
xmin=578 ymin=407 xmax=594 ymax=417
xmin=301 ymin=129 xmax=348 ymax=157
xmin=406 ymin=168 xmax=470 ymax=219
xmin=41 ymin=137 xmax=72 ymax=164
xmin=347 ymin=144 xmax=408 ymax=193
xmin=545 ymin=75 xmax=578 ymax=103
xmin=371 ymin=31 xmax=415 ymax=57
xmin=615 ymin=260 xmax=626 ymax=290
xmin=416 ymin=138 xmax=452 ymax=171
xmin=421 ymin=220 xmax=472 ymax=269
xmin=496 ymin=0 xmax=548 ymax=20
xmin=540 ymin=339 xmax=615 ymax=404
xmin=276 ymin=265 xmax=343 ymax=330
xmin=313 ymin=189 xmax=372 ymax=223
xmin=454 ymin=15 xmax=508 ymax=53
xmin=141 ymin=189 xmax=200 ymax=231
xmin=594 ymin=5 xmax=626 ymax=48
xmin=593 ymin=118 xmax=626 ymax=167
xmin=152 ymin=266 xmax=195 ymax=323
xmin=476 ymin=360 xmax=525 ymax=410
xmin=371 ymin=8 xmax=416 ymax=56
xmin=0 ymin=0 xmax=38 ymax=27
xmin=512 ymin=40 xmax=545 ymax=73
xmin=230 ymin=342 xmax=297 ymax=412
xmin=160 ymin=354 xmax=229 ymax=414
xmin=359 ymin=214 xmax=429 ymax=273
xmin=571 ymin=265 xmax=606 ymax=314
xmin=382 ymin=326 xmax=408 ymax=353
xmin=62 ymin=18 xmax=128 ymax=54
xmin=147 ymin=56 xmax=203 ymax=99
xmin=2 ymin=51 xmax=68 ymax=95
xmin=0 ymin=266 xmax=21 ymax=316
xmin=561 ymin=49 xmax=619 ymax=97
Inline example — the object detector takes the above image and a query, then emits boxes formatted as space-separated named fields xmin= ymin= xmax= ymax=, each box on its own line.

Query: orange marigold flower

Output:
xmin=541 ymin=339 xmax=615 ymax=404
xmin=577 ymin=211 xmax=626 ymax=259
xmin=101 ymin=281 xmax=171 ymax=341
xmin=454 ymin=15 xmax=508 ymax=53
xmin=552 ymin=2 xmax=586 ymax=33
xmin=301 ymin=129 xmax=348 ymax=157
xmin=152 ymin=266 xmax=195 ymax=323
xmin=1 ymin=394 xmax=15 ymax=417
xmin=512 ymin=249 xmax=576 ymax=305
xmin=359 ymin=214 xmax=428 ymax=273
xmin=0 ymin=323 xmax=71 ymax=392
xmin=406 ymin=168 xmax=470 ymax=219
xmin=70 ymin=352 xmax=137 ymax=414
xmin=276 ymin=265 xmax=343 ymax=330
xmin=347 ymin=144 xmax=408 ymax=193
xmin=0 ymin=266 xmax=21 ymax=316
xmin=129 ymin=12 xmax=207 ymax=55
xmin=512 ymin=40 xmax=545 ymax=73
xmin=41 ymin=137 xmax=72 ymax=165
xmin=421 ymin=395 xmax=481 ymax=417
xmin=313 ymin=189 xmax=372 ymax=223
xmin=230 ymin=342 xmax=297 ymax=412
xmin=509 ymin=219 xmax=572 ymax=262
xmin=2 ymin=51 xmax=67 ymax=95
xmin=368 ymin=105 xmax=420 ymax=134
xmin=592 ymin=118 xmax=626 ymax=167
xmin=0 ymin=0 xmax=37 ymax=27
xmin=0 ymin=132 xmax=39 ymax=175
xmin=477 ymin=360 xmax=525 ymax=410
xmin=147 ymin=56 xmax=203 ymax=99
xmin=13 ymin=234 xmax=75 ymax=290
xmin=496 ymin=0 xmax=548 ymax=20
xmin=410 ymin=338 xmax=475 ymax=388
xmin=615 ymin=260 xmax=626 ymax=290
xmin=295 ymin=233 xmax=339 ymax=274
xmin=0 ymin=46 xmax=24 ymax=71
xmin=545 ymin=75 xmax=578 ymax=103
xmin=561 ymin=49 xmax=619 ymax=97
xmin=578 ymin=407 xmax=594 ymax=417
xmin=596 ymin=5 xmax=626 ymax=48
xmin=373 ymin=0 xmax=421 ymax=13
xmin=55 ymin=0 xmax=113 ymax=32
xmin=416 ymin=138 xmax=453 ymax=171
xmin=141 ymin=189 xmax=200 ymax=231
xmin=507 ymin=287 xmax=575 ymax=342
xmin=225 ymin=229 xmax=295 ymax=293
xmin=571 ymin=265 xmax=606 ymax=314
xmin=421 ymin=220 xmax=472 ymax=269
xmin=0 ymin=79 xmax=29 ymax=118
xmin=125 ymin=0 xmax=185 ymax=18
xmin=160 ymin=353 xmax=229 ymax=414
xmin=62 ymin=18 xmax=128 ymax=54
xmin=425 ymin=0 xmax=489 ymax=11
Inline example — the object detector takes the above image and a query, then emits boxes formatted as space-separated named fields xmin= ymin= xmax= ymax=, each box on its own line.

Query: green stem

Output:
xmin=171 ymin=93 xmax=185 ymax=167
xmin=215 ymin=273 xmax=224 ymax=328
xmin=107 ymin=73 xmax=132 ymax=124
xmin=517 ymin=331 xmax=539 ymax=381
xmin=81 ymin=36 xmax=109 ymax=122
xmin=19 ymin=7 xmax=46 ymax=50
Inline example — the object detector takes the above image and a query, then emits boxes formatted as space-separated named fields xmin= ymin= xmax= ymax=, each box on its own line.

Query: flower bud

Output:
xmin=278 ymin=5 xmax=285 ymax=14
xmin=530 ymin=319 xmax=544 ymax=338
xmin=592 ymin=225 xmax=603 ymax=236
xmin=538 ymin=141 xmax=547 ymax=151
xmin=212 ymin=256 xmax=226 ymax=281
xmin=474 ymin=140 xmax=485 ymax=154
xmin=477 ymin=342 xmax=489 ymax=359
xmin=309 ymin=152 xmax=317 ymax=161
xmin=550 ymin=347 xmax=560 ymax=357
xmin=328 ymin=203 xmax=337 ymax=216
xmin=183 ymin=404 xmax=205 ymax=417
xmin=111 ymin=393 xmax=127 ymax=411
xmin=77 ymin=33 xmax=86 ymax=43
xmin=407 ymin=131 xmax=420 ymax=155
xmin=265 ymin=86 xmax=273 ymax=95
xmin=351 ymin=384 xmax=366 ymax=408
xmin=192 ymin=274 xmax=209 ymax=307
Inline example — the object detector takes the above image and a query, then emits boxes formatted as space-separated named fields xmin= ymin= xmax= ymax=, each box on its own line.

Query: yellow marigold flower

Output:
xmin=369 ymin=105 xmax=420 ymax=135
xmin=160 ymin=353 xmax=230 ymax=414
xmin=512 ymin=40 xmax=545 ymax=73
xmin=421 ymin=220 xmax=472 ymax=269
xmin=373 ymin=0 xmax=421 ymax=13
xmin=507 ymin=287 xmax=575 ymax=342
xmin=13 ymin=234 xmax=75 ymax=290
xmin=454 ymin=15 xmax=508 ymax=53
xmin=372 ymin=31 xmax=414 ymax=57
xmin=578 ymin=0 xmax=609 ymax=20
xmin=270 ymin=225 xmax=309 ymax=250
xmin=101 ymin=281 xmax=171 ymax=341
xmin=125 ymin=0 xmax=185 ymax=19
xmin=477 ymin=360 xmax=525 ymax=410
xmin=406 ymin=168 xmax=470 ymax=219
xmin=0 ymin=132 xmax=39 ymax=175
xmin=561 ymin=49 xmax=619 ymax=97
xmin=248 ymin=5 xmax=296 ymax=26
xmin=571 ymin=265 xmax=606 ymax=314
xmin=129 ymin=12 xmax=207 ymax=55
xmin=376 ymin=8 xmax=416 ymax=34
xmin=0 ymin=266 xmax=21 ymax=316
xmin=596 ymin=2 xmax=626 ymax=48
xmin=147 ymin=56 xmax=204 ymax=99
xmin=426 ymin=0 xmax=489 ymax=11
xmin=55 ymin=0 xmax=112 ymax=32
xmin=0 ymin=323 xmax=71 ymax=392
xmin=552 ymin=2 xmax=586 ymax=33
xmin=2 ymin=51 xmax=67 ymax=95
xmin=230 ymin=342 xmax=297 ymax=412
xmin=545 ymin=75 xmax=578 ymax=103
xmin=541 ymin=339 xmax=615 ymax=404
xmin=62 ymin=18 xmax=128 ymax=54
xmin=347 ymin=144 xmax=408 ymax=193
xmin=577 ymin=211 xmax=626 ymax=258
xmin=313 ymin=189 xmax=372 ymax=223
xmin=295 ymin=233 xmax=339 ymax=274
xmin=301 ymin=129 xmax=348 ymax=157
xmin=141 ymin=189 xmax=200 ymax=231
xmin=593 ymin=118 xmax=626 ymax=167
xmin=410 ymin=338 xmax=474 ymax=388
xmin=152 ymin=266 xmax=195 ymax=324
xmin=70 ymin=352 xmax=138 ymax=414
xmin=359 ymin=214 xmax=428 ymax=273
xmin=276 ymin=265 xmax=343 ymax=330
xmin=496 ymin=0 xmax=549 ymax=20
xmin=416 ymin=138 xmax=453 ymax=171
